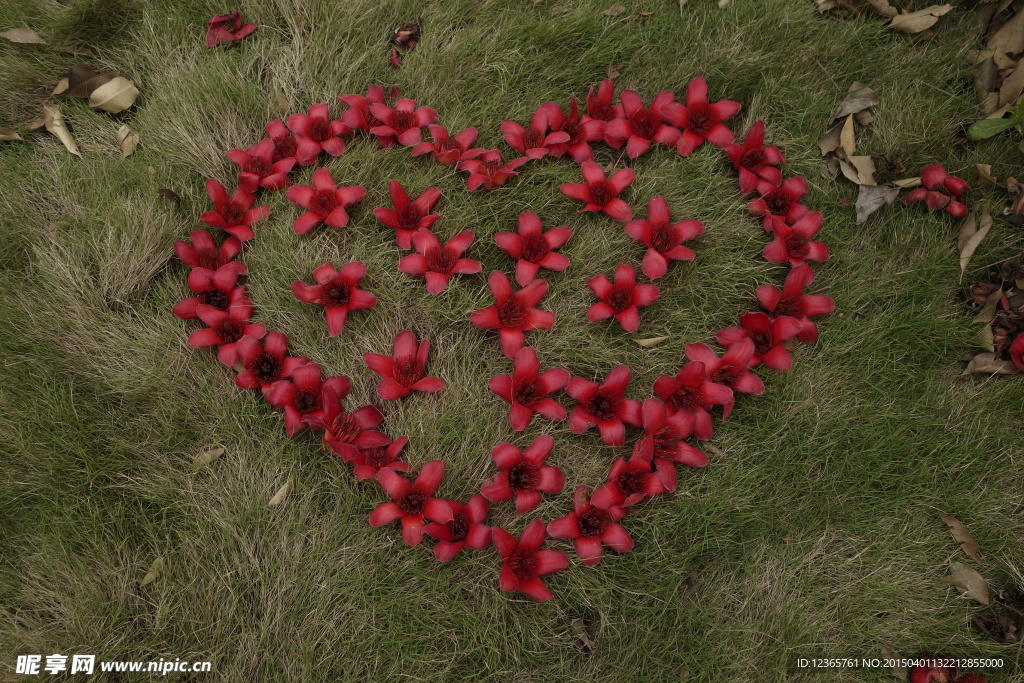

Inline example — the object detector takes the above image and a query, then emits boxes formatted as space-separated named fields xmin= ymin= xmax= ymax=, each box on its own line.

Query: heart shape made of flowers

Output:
xmin=173 ymin=79 xmax=834 ymax=602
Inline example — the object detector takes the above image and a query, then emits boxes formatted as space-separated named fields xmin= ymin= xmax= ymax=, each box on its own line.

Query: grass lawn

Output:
xmin=2 ymin=0 xmax=1024 ymax=680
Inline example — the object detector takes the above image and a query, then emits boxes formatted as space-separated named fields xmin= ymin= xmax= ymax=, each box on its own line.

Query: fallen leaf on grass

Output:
xmin=66 ymin=64 xmax=117 ymax=99
xmin=116 ymin=124 xmax=138 ymax=157
xmin=855 ymin=184 xmax=898 ymax=224
xmin=827 ymin=82 xmax=879 ymax=126
xmin=635 ymin=334 xmax=669 ymax=348
xmin=891 ymin=177 xmax=921 ymax=188
xmin=939 ymin=514 xmax=983 ymax=564
xmin=193 ymin=446 xmax=224 ymax=466
xmin=52 ymin=77 xmax=68 ymax=95
xmin=42 ymin=102 xmax=80 ymax=157
xmin=718 ymin=0 xmax=731 ymax=6
xmin=964 ymin=351 xmax=1021 ymax=374
xmin=977 ymin=164 xmax=997 ymax=185
xmin=572 ymin=618 xmax=597 ymax=653
xmin=603 ymin=4 xmax=626 ymax=16
xmin=0 ymin=126 xmax=22 ymax=141
xmin=607 ymin=63 xmax=622 ymax=79
xmin=881 ymin=647 xmax=907 ymax=679
xmin=942 ymin=562 xmax=990 ymax=604
xmin=1 ymin=28 xmax=46 ymax=44
xmin=89 ymin=76 xmax=139 ymax=114
xmin=157 ymin=188 xmax=180 ymax=204
xmin=888 ymin=4 xmax=953 ymax=34
xmin=958 ymin=208 xmax=992 ymax=280
xmin=973 ymin=613 xmax=1019 ymax=643
xmin=268 ymin=476 xmax=294 ymax=507
xmin=1007 ymin=177 xmax=1024 ymax=225
xmin=839 ymin=155 xmax=877 ymax=185
xmin=974 ymin=286 xmax=1003 ymax=324
xmin=140 ymin=556 xmax=164 ymax=586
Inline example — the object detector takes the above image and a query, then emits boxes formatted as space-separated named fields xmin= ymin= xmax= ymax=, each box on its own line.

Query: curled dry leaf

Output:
xmin=194 ymin=446 xmax=225 ymax=466
xmin=0 ymin=126 xmax=22 ymax=141
xmin=0 ymin=28 xmax=46 ymax=44
xmin=268 ymin=475 xmax=294 ymax=507
xmin=942 ymin=561 xmax=990 ymax=605
xmin=603 ymin=4 xmax=627 ymax=16
xmin=827 ymin=82 xmax=879 ymax=126
xmin=157 ymin=188 xmax=181 ymax=204
xmin=976 ymin=164 xmax=997 ymax=185
xmin=635 ymin=335 xmax=669 ymax=348
xmin=116 ymin=124 xmax=138 ymax=157
xmin=958 ymin=209 xmax=993 ymax=280
xmin=572 ymin=618 xmax=597 ymax=653
xmin=964 ymin=351 xmax=1021 ymax=374
xmin=887 ymin=4 xmax=954 ymax=34
xmin=855 ymin=184 xmax=898 ymax=224
xmin=42 ymin=102 xmax=80 ymax=157
xmin=89 ymin=76 xmax=140 ymax=114
xmin=52 ymin=77 xmax=69 ymax=95
xmin=140 ymin=556 xmax=164 ymax=586
xmin=974 ymin=286 xmax=1003 ymax=324
xmin=939 ymin=514 xmax=983 ymax=564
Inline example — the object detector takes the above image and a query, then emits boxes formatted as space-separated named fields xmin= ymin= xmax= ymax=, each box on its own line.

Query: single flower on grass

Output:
xmin=350 ymin=437 xmax=410 ymax=480
xmin=302 ymin=384 xmax=389 ymax=463
xmin=264 ymin=119 xmax=300 ymax=163
xmin=173 ymin=228 xmax=247 ymax=274
xmin=634 ymin=398 xmax=709 ymax=471
xmin=226 ymin=138 xmax=295 ymax=192
xmin=747 ymin=177 xmax=810 ymax=230
xmin=625 ymin=195 xmax=704 ymax=279
xmin=398 ymin=229 xmax=481 ymax=295
xmin=372 ymin=180 xmax=442 ymax=249
xmin=287 ymin=103 xmax=351 ymax=165
xmin=762 ymin=212 xmax=830 ymax=267
xmin=493 ymin=518 xmax=568 ymax=601
xmin=547 ymin=485 xmax=632 ymax=566
xmin=716 ymin=312 xmax=803 ymax=371
xmin=172 ymin=263 xmax=247 ymax=319
xmin=684 ymin=340 xmax=764 ymax=419
xmin=424 ymin=495 xmax=492 ymax=562
xmin=501 ymin=104 xmax=570 ymax=159
xmin=724 ymin=121 xmax=784 ymax=194
xmin=458 ymin=149 xmax=531 ymax=191
xmin=200 ymin=179 xmax=269 ymax=242
xmin=205 ymin=11 xmax=256 ymax=47
xmin=363 ymin=330 xmax=445 ymax=401
xmin=469 ymin=271 xmax=555 ymax=359
xmin=902 ymin=163 xmax=970 ymax=218
xmin=586 ymin=78 xmax=623 ymax=122
xmin=560 ymin=161 xmax=634 ymax=221
xmin=591 ymin=450 xmax=671 ymax=513
xmin=664 ymin=76 xmax=740 ymax=156
xmin=285 ymin=167 xmax=366 ymax=235
xmin=480 ymin=435 xmax=565 ymax=515
xmin=234 ymin=331 xmax=309 ymax=393
xmin=264 ymin=362 xmax=350 ymax=436
xmin=338 ymin=84 xmax=395 ymax=146
xmin=604 ymin=89 xmax=681 ymax=158
xmin=493 ymin=211 xmax=572 ymax=286
xmin=566 ymin=365 xmax=642 ymax=447
xmin=188 ymin=300 xmax=266 ymax=367
xmin=411 ymin=124 xmax=483 ymax=165
xmin=587 ymin=263 xmax=659 ymax=332
xmin=652 ymin=361 xmax=733 ymax=440
xmin=488 ymin=347 xmax=570 ymax=431
xmin=370 ymin=460 xmax=453 ymax=547
xmin=544 ymin=95 xmax=605 ymax=163
xmin=291 ymin=261 xmax=376 ymax=337
xmin=368 ymin=98 xmax=438 ymax=146
xmin=755 ymin=264 xmax=834 ymax=343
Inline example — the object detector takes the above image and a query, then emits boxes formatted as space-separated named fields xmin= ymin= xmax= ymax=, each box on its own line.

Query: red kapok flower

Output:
xmin=458 ymin=149 xmax=531 ymax=191
xmin=762 ymin=211 xmax=830 ymax=266
xmin=368 ymin=98 xmax=438 ymax=146
xmin=226 ymin=138 xmax=296 ymax=193
xmin=469 ymin=271 xmax=555 ymax=359
xmin=634 ymin=397 xmax=709 ymax=471
xmin=173 ymin=228 xmax=247 ymax=274
xmin=172 ymin=263 xmax=247 ymax=319
xmin=481 ymin=434 xmax=565 ymax=515
xmin=716 ymin=311 xmax=803 ymax=371
xmin=547 ymin=485 xmax=632 ymax=567
xmin=187 ymin=300 xmax=266 ymax=367
xmin=488 ymin=347 xmax=570 ymax=431
xmin=591 ymin=450 xmax=669 ymax=512
xmin=652 ymin=361 xmax=733 ymax=440
xmin=724 ymin=121 xmax=784 ymax=194
xmin=545 ymin=95 xmax=606 ymax=163
xmin=233 ymin=331 xmax=309 ymax=393
xmin=560 ymin=161 xmax=634 ymax=221
xmin=748 ymin=176 xmax=810 ymax=229
xmin=287 ymin=103 xmax=351 ymax=165
xmin=1010 ymin=334 xmax=1024 ymax=372
xmin=264 ymin=119 xmax=300 ymax=163
xmin=586 ymin=78 xmax=623 ymax=122
xmin=370 ymin=460 xmax=453 ymax=546
xmin=756 ymin=264 xmax=834 ymax=343
xmin=205 ymin=11 xmax=257 ymax=48
xmin=200 ymin=179 xmax=269 ymax=242
xmin=494 ymin=211 xmax=572 ymax=286
xmin=372 ymin=180 xmax=442 ymax=249
xmin=587 ymin=263 xmax=660 ymax=333
xmin=363 ymin=330 xmax=445 ymax=401
xmin=264 ymin=362 xmax=349 ymax=436
xmin=566 ymin=365 xmax=642 ymax=447
xmin=351 ymin=436 xmax=410 ymax=481
xmin=665 ymin=76 xmax=741 ymax=156
xmin=338 ymin=84 xmax=395 ymax=146
xmin=493 ymin=518 xmax=568 ymax=601
xmin=285 ymin=167 xmax=366 ymax=234
xmin=902 ymin=163 xmax=970 ymax=218
xmin=501 ymin=104 xmax=570 ymax=159
xmin=684 ymin=340 xmax=764 ymax=419
xmin=301 ymin=384 xmax=389 ymax=463
xmin=604 ymin=90 xmax=681 ymax=158
xmin=398 ymin=229 xmax=481 ymax=295
xmin=291 ymin=261 xmax=377 ymax=337
xmin=423 ymin=495 xmax=492 ymax=562
xmin=411 ymin=124 xmax=483 ymax=165
xmin=625 ymin=195 xmax=704 ymax=279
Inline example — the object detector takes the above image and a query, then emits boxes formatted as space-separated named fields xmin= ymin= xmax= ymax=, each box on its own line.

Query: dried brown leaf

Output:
xmin=827 ymin=82 xmax=879 ymax=126
xmin=52 ymin=77 xmax=68 ymax=95
xmin=603 ymin=3 xmax=626 ymax=15
xmin=157 ymin=188 xmax=180 ymax=204
xmin=116 ymin=124 xmax=138 ymax=157
xmin=892 ymin=177 xmax=922 ymax=188
xmin=997 ymin=63 xmax=1024 ymax=109
xmin=958 ymin=208 xmax=992 ymax=280
xmin=66 ymin=64 xmax=116 ymax=99
xmin=942 ymin=562 xmax=990 ymax=604
xmin=718 ymin=0 xmax=731 ymax=6
xmin=42 ymin=102 xmax=80 ymax=157
xmin=819 ymin=120 xmax=846 ymax=157
xmin=964 ymin=351 xmax=1021 ymax=374
xmin=194 ymin=446 xmax=224 ymax=466
xmin=939 ymin=514 xmax=983 ymax=564
xmin=0 ymin=126 xmax=22 ymax=141
xmin=888 ymin=4 xmax=954 ymax=33
xmin=607 ymin=63 xmax=622 ymax=79
xmin=572 ymin=618 xmax=597 ymax=652
xmin=268 ymin=476 xmax=294 ymax=507
xmin=854 ymin=109 xmax=874 ymax=125
xmin=1 ymin=28 xmax=46 ymax=44
xmin=865 ymin=0 xmax=898 ymax=17
xmin=855 ymin=184 xmax=898 ymax=224
xmin=977 ymin=163 xmax=997 ymax=184
xmin=635 ymin=335 xmax=669 ymax=348
xmin=973 ymin=613 xmax=1019 ymax=643
xmin=840 ymin=155 xmax=877 ymax=185
xmin=974 ymin=286 xmax=1003 ymax=323
xmin=986 ymin=2 xmax=1024 ymax=69
xmin=979 ymin=322 xmax=994 ymax=352
xmin=89 ymin=76 xmax=139 ymax=114
xmin=839 ymin=114 xmax=856 ymax=157
xmin=140 ymin=556 xmax=164 ymax=586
